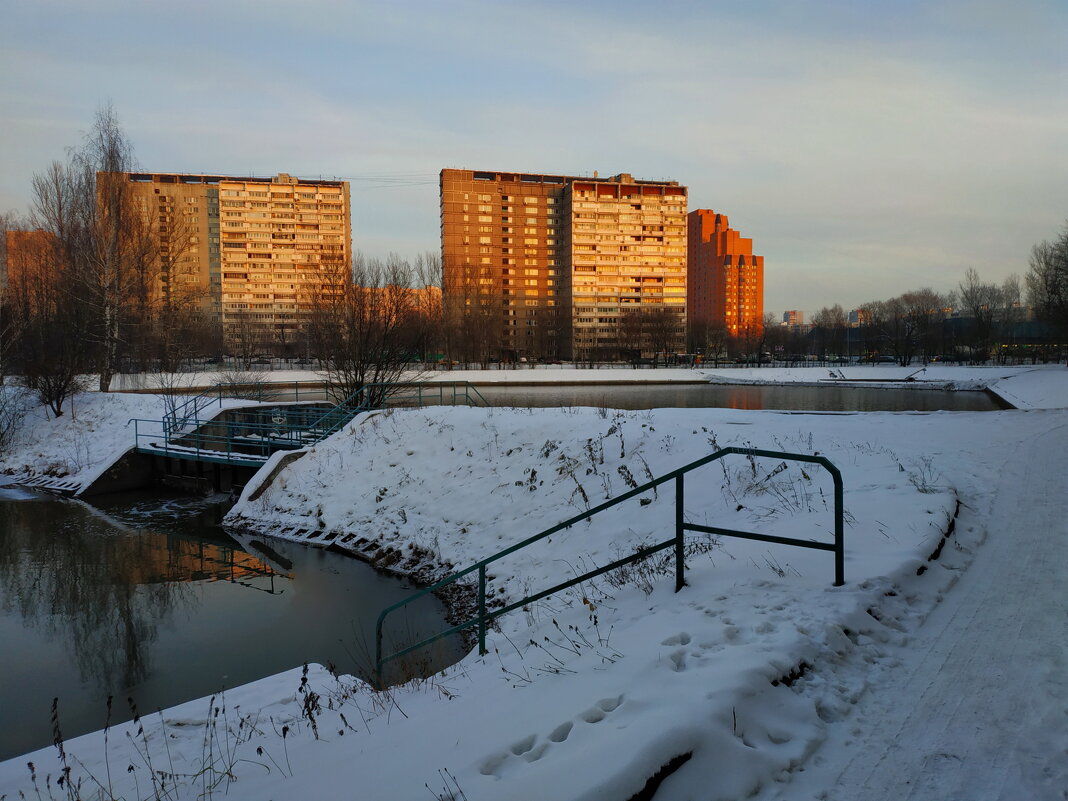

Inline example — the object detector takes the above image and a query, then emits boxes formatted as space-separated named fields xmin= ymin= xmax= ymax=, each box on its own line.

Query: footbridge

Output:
xmin=130 ymin=382 xmax=490 ymax=469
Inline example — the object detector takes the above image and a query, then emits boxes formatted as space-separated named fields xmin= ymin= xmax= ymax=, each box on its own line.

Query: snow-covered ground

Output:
xmin=0 ymin=367 xmax=1064 ymax=800
xmin=0 ymin=388 xmax=258 ymax=494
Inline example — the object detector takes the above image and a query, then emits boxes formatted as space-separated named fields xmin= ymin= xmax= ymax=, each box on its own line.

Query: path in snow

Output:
xmin=761 ymin=422 xmax=1068 ymax=801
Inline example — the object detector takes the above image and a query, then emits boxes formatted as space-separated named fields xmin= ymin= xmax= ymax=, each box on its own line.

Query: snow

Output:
xmin=0 ymin=388 xmax=265 ymax=494
xmin=0 ymin=389 xmax=175 ymax=492
xmin=0 ymin=366 xmax=1065 ymax=800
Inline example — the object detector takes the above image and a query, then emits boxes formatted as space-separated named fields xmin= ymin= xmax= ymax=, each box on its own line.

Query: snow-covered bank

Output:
xmin=0 ymin=390 xmax=259 ymax=495
xmin=0 ymin=391 xmax=173 ymax=493
xmin=0 ymin=370 xmax=1064 ymax=800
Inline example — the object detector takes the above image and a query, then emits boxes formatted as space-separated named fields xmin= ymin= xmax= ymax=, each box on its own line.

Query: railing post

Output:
xmin=675 ymin=475 xmax=685 ymax=592
xmin=374 ymin=616 xmax=384 ymax=689
xmin=833 ymin=468 xmax=845 ymax=586
xmin=478 ymin=564 xmax=488 ymax=655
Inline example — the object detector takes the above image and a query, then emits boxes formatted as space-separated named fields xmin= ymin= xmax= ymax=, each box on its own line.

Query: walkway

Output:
xmin=760 ymin=422 xmax=1068 ymax=800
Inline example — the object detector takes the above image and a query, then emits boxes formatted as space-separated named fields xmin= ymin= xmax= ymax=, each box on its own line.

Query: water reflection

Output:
xmin=0 ymin=489 xmax=459 ymax=761
xmin=476 ymin=382 xmax=1000 ymax=412
xmin=2 ymin=499 xmax=211 ymax=691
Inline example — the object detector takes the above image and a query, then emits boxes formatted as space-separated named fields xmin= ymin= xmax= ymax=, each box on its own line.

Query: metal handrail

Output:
xmin=374 ymin=447 xmax=843 ymax=687
xmin=163 ymin=389 xmax=225 ymax=436
xmin=138 ymin=382 xmax=493 ymax=467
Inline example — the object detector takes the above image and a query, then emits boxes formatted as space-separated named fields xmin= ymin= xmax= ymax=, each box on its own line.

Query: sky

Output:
xmin=1 ymin=0 xmax=1066 ymax=315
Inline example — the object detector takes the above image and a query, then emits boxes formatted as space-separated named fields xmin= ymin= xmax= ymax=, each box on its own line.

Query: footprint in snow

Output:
xmin=482 ymin=696 xmax=625 ymax=774
xmin=510 ymin=734 xmax=537 ymax=756
xmin=479 ymin=752 xmax=509 ymax=776
xmin=549 ymin=721 xmax=573 ymax=742
xmin=660 ymin=631 xmax=692 ymax=646
xmin=668 ymin=649 xmax=687 ymax=672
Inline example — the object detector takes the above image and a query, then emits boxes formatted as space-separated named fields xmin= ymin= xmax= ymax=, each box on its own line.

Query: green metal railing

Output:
xmin=131 ymin=416 xmax=311 ymax=467
xmin=139 ymin=382 xmax=491 ymax=466
xmin=300 ymin=382 xmax=490 ymax=442
xmin=163 ymin=382 xmax=322 ymax=436
xmin=375 ymin=447 xmax=843 ymax=688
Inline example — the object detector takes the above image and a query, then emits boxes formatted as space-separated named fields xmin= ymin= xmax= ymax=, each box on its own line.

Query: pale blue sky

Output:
xmin=2 ymin=0 xmax=1065 ymax=314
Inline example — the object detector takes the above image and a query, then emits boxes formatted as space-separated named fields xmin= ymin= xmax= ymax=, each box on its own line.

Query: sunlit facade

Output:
xmin=3 ymin=229 xmax=55 ymax=303
xmin=687 ymin=209 xmax=764 ymax=339
xmin=440 ymin=169 xmax=687 ymax=359
xmin=121 ymin=171 xmax=351 ymax=349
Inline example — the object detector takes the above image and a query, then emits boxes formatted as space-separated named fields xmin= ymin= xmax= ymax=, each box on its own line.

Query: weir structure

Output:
xmin=125 ymin=382 xmax=490 ymax=492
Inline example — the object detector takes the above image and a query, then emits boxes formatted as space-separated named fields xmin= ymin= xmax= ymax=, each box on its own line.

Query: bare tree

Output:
xmin=0 ymin=211 xmax=30 ymax=385
xmin=25 ymin=106 xmax=155 ymax=390
xmin=308 ymin=252 xmax=422 ymax=407
xmin=5 ymin=223 xmax=91 ymax=416
xmin=617 ymin=308 xmax=646 ymax=364
xmin=811 ymin=304 xmax=847 ymax=359
xmin=646 ymin=308 xmax=683 ymax=364
xmin=1027 ymin=223 xmax=1068 ymax=358
xmin=75 ymin=105 xmax=155 ymax=390
xmin=225 ymin=311 xmax=263 ymax=370
xmin=688 ymin=319 xmax=729 ymax=363
xmin=406 ymin=251 xmax=445 ymax=365
xmin=899 ymin=289 xmax=951 ymax=364
xmin=734 ymin=313 xmax=772 ymax=361
xmin=957 ymin=267 xmax=1006 ymax=361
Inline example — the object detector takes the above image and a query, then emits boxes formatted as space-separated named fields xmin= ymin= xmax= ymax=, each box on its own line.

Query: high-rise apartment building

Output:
xmin=3 ymin=229 xmax=54 ymax=300
xmin=687 ymin=209 xmax=764 ymax=341
xmin=121 ymin=172 xmax=351 ymax=350
xmin=440 ymin=169 xmax=687 ymax=360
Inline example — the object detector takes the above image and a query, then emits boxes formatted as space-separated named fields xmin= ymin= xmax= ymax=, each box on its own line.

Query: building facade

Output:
xmin=440 ymin=169 xmax=687 ymax=360
xmin=3 ymin=229 xmax=54 ymax=301
xmin=687 ymin=209 xmax=764 ymax=345
xmin=121 ymin=172 xmax=351 ymax=352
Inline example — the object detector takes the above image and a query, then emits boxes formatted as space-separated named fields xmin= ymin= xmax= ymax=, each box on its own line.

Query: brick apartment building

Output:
xmin=121 ymin=171 xmax=351 ymax=350
xmin=440 ymin=168 xmax=688 ymax=360
xmin=687 ymin=209 xmax=765 ymax=344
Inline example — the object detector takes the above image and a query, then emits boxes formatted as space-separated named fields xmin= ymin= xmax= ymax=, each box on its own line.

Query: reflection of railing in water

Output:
xmin=125 ymin=537 xmax=290 ymax=593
